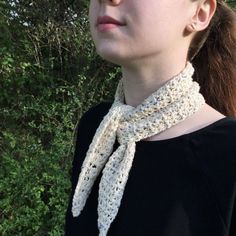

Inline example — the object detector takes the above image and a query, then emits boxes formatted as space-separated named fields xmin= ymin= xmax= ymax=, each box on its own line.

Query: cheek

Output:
xmin=89 ymin=1 xmax=97 ymax=26
xmin=89 ymin=4 xmax=97 ymax=41
xmin=137 ymin=11 xmax=185 ymax=45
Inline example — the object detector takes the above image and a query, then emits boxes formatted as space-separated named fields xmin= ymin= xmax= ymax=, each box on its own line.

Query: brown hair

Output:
xmin=188 ymin=1 xmax=236 ymax=117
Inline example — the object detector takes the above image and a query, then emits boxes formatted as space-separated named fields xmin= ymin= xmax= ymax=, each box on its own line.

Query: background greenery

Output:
xmin=0 ymin=0 xmax=235 ymax=235
xmin=0 ymin=0 xmax=120 ymax=235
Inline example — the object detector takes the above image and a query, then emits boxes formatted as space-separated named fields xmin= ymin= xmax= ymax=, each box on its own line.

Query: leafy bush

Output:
xmin=0 ymin=1 xmax=120 ymax=235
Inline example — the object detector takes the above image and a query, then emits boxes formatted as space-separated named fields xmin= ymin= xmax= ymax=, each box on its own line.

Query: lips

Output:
xmin=97 ymin=15 xmax=125 ymax=26
xmin=96 ymin=15 xmax=125 ymax=32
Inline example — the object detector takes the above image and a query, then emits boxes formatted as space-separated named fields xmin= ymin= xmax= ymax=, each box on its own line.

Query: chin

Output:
xmin=96 ymin=48 xmax=126 ymax=65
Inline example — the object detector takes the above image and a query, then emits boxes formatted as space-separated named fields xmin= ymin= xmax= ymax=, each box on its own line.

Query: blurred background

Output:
xmin=0 ymin=0 xmax=235 ymax=235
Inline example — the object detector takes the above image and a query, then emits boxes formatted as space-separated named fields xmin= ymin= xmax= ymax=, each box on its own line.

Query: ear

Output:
xmin=186 ymin=0 xmax=217 ymax=33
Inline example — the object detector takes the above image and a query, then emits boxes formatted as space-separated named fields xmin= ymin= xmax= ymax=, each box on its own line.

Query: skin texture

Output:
xmin=89 ymin=0 xmax=224 ymax=141
xmin=90 ymin=0 xmax=194 ymax=65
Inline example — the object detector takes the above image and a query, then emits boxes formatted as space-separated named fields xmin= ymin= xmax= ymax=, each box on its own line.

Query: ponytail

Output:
xmin=188 ymin=1 xmax=236 ymax=117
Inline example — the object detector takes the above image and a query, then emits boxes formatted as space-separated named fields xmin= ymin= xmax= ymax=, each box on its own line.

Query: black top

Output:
xmin=65 ymin=102 xmax=236 ymax=236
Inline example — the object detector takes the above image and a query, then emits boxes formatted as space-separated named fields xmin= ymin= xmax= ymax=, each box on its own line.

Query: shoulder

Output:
xmin=189 ymin=116 xmax=236 ymax=151
xmin=189 ymin=116 xmax=236 ymax=181
xmin=80 ymin=101 xmax=113 ymax=126
xmin=187 ymin=116 xmax=236 ymax=186
xmin=85 ymin=101 xmax=112 ymax=116
xmin=197 ymin=116 xmax=236 ymax=145
xmin=183 ymin=103 xmax=236 ymax=146
xmin=76 ymin=101 xmax=113 ymax=144
xmin=218 ymin=117 xmax=236 ymax=139
xmin=211 ymin=117 xmax=236 ymax=155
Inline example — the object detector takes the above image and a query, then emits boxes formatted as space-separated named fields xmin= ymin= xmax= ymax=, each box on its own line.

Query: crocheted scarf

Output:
xmin=71 ymin=62 xmax=205 ymax=236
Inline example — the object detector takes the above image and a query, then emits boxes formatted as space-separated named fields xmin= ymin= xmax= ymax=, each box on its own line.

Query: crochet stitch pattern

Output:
xmin=71 ymin=62 xmax=205 ymax=236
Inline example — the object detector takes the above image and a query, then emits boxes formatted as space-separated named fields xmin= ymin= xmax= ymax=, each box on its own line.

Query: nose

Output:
xmin=99 ymin=0 xmax=122 ymax=5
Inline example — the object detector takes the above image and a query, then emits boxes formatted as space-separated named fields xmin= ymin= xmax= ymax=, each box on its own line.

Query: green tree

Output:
xmin=0 ymin=0 xmax=120 ymax=235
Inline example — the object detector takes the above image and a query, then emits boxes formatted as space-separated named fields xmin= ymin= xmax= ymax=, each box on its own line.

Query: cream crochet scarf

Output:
xmin=71 ymin=62 xmax=205 ymax=236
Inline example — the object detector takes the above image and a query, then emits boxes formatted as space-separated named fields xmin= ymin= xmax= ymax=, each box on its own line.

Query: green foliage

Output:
xmin=0 ymin=132 xmax=68 ymax=235
xmin=228 ymin=1 xmax=236 ymax=9
xmin=0 ymin=0 xmax=120 ymax=235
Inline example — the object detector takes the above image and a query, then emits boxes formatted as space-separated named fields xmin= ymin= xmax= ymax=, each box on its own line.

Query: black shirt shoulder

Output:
xmin=78 ymin=102 xmax=112 ymax=137
xmin=188 ymin=117 xmax=236 ymax=168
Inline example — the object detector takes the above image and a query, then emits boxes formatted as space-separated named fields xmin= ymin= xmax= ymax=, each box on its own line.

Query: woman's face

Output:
xmin=89 ymin=0 xmax=196 ymax=66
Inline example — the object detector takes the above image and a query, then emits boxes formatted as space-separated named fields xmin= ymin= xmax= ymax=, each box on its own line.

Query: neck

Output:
xmin=121 ymin=57 xmax=188 ymax=107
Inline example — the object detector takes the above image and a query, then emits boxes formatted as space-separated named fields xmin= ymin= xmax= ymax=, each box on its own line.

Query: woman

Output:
xmin=65 ymin=0 xmax=236 ymax=235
